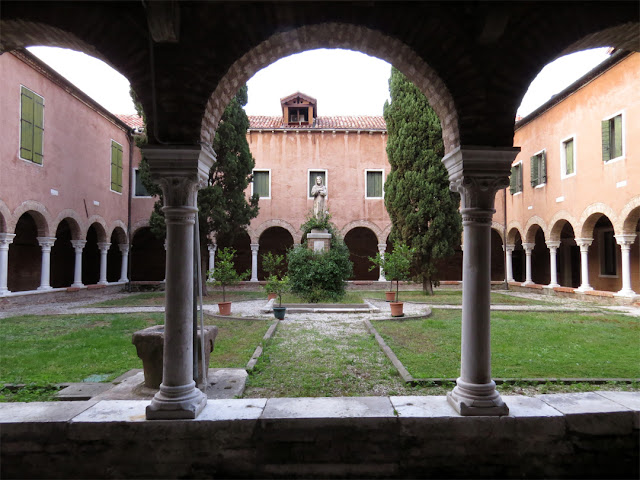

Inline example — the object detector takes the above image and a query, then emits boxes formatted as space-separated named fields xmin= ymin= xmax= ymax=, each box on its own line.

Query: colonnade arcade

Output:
xmin=0 ymin=206 xmax=129 ymax=295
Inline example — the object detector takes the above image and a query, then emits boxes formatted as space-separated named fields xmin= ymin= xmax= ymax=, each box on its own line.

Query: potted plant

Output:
xmin=261 ymin=251 xmax=285 ymax=300
xmin=264 ymin=275 xmax=290 ymax=320
xmin=208 ymin=247 xmax=249 ymax=315
xmin=370 ymin=243 xmax=414 ymax=316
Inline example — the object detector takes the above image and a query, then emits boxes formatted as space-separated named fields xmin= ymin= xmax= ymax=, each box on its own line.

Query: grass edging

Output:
xmin=363 ymin=319 xmax=414 ymax=383
xmin=246 ymin=320 xmax=279 ymax=371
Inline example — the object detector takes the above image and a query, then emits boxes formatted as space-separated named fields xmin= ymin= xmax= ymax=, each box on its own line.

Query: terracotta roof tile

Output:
xmin=115 ymin=114 xmax=145 ymax=129
xmin=248 ymin=115 xmax=386 ymax=131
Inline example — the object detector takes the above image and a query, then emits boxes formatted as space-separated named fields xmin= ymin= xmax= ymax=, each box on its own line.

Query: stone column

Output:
xmin=443 ymin=146 xmax=518 ymax=416
xmin=36 ymin=236 xmax=56 ymax=290
xmin=208 ymin=244 xmax=217 ymax=275
xmin=0 ymin=233 xmax=15 ymax=295
xmin=522 ymin=243 xmax=534 ymax=285
xmin=250 ymin=244 xmax=259 ymax=282
xmin=142 ymin=145 xmax=214 ymax=420
xmin=504 ymin=244 xmax=514 ymax=283
xmin=546 ymin=241 xmax=561 ymax=288
xmin=70 ymin=240 xmax=86 ymax=288
xmin=615 ymin=234 xmax=637 ymax=297
xmin=118 ymin=243 xmax=129 ymax=283
xmin=576 ymin=238 xmax=593 ymax=292
xmin=377 ymin=243 xmax=387 ymax=282
xmin=97 ymin=242 xmax=111 ymax=285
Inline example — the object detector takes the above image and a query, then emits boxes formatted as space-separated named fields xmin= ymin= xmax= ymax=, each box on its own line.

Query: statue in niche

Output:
xmin=311 ymin=176 xmax=327 ymax=219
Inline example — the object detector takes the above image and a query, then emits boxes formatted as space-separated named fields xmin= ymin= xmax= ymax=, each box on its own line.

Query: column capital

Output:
xmin=250 ymin=243 xmax=260 ymax=252
xmin=37 ymin=236 xmax=56 ymax=249
xmin=443 ymin=145 xmax=520 ymax=212
xmin=208 ymin=244 xmax=217 ymax=253
xmin=614 ymin=233 xmax=637 ymax=246
xmin=522 ymin=242 xmax=535 ymax=252
xmin=377 ymin=243 xmax=387 ymax=252
xmin=118 ymin=243 xmax=130 ymax=254
xmin=546 ymin=240 xmax=561 ymax=249
xmin=71 ymin=239 xmax=86 ymax=250
xmin=0 ymin=233 xmax=16 ymax=245
xmin=142 ymin=145 xmax=215 ymax=207
xmin=97 ymin=242 xmax=111 ymax=252
xmin=576 ymin=237 xmax=593 ymax=249
xmin=503 ymin=244 xmax=515 ymax=253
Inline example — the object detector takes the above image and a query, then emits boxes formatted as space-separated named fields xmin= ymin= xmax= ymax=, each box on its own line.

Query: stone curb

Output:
xmin=363 ymin=319 xmax=414 ymax=383
xmin=246 ymin=321 xmax=279 ymax=371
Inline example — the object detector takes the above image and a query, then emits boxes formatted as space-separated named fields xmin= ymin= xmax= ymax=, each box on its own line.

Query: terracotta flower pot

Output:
xmin=385 ymin=291 xmax=396 ymax=302
xmin=218 ymin=301 xmax=231 ymax=316
xmin=267 ymin=292 xmax=277 ymax=301
xmin=390 ymin=301 xmax=404 ymax=317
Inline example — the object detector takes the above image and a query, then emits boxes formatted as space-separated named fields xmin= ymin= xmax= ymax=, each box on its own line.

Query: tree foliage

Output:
xmin=383 ymin=67 xmax=462 ymax=294
xmin=208 ymin=247 xmax=249 ymax=302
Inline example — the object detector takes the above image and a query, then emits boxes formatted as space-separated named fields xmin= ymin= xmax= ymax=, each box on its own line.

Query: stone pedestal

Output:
xmin=132 ymin=325 xmax=218 ymax=389
xmin=307 ymin=229 xmax=332 ymax=252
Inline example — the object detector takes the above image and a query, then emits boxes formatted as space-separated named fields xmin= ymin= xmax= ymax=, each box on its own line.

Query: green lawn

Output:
xmin=89 ymin=290 xmax=266 ymax=307
xmin=373 ymin=309 xmax=640 ymax=379
xmin=365 ymin=289 xmax=555 ymax=305
xmin=0 ymin=312 xmax=271 ymax=401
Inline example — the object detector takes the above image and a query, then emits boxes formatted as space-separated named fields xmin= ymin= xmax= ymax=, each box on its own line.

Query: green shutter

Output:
xmin=540 ymin=151 xmax=547 ymax=184
xmin=613 ymin=114 xmax=622 ymax=158
xmin=602 ymin=120 xmax=611 ymax=162
xmin=33 ymin=94 xmax=44 ymax=164
xmin=530 ymin=155 xmax=538 ymax=187
xmin=254 ymin=171 xmax=269 ymax=198
xmin=367 ymin=171 xmax=382 ymax=197
xmin=509 ymin=166 xmax=516 ymax=194
xmin=20 ymin=87 xmax=34 ymax=161
xmin=111 ymin=141 xmax=123 ymax=192
xmin=565 ymin=139 xmax=574 ymax=175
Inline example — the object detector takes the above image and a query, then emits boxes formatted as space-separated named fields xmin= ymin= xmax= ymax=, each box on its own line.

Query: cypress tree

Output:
xmin=383 ymin=67 xmax=462 ymax=294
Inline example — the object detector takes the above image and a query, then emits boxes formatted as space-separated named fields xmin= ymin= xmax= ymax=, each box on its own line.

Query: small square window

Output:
xmin=308 ymin=170 xmax=327 ymax=198
xmin=252 ymin=170 xmax=270 ymax=198
xmin=602 ymin=113 xmax=623 ymax=162
xmin=530 ymin=150 xmax=546 ymax=187
xmin=134 ymin=169 xmax=151 ymax=197
xmin=365 ymin=170 xmax=384 ymax=198
xmin=509 ymin=162 xmax=522 ymax=194
xmin=561 ymin=137 xmax=575 ymax=177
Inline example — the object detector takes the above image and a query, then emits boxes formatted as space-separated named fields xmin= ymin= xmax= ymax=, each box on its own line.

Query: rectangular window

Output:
xmin=110 ymin=140 xmax=123 ymax=193
xmin=602 ymin=113 xmax=623 ymax=162
xmin=530 ymin=150 xmax=546 ymax=187
xmin=134 ymin=168 xmax=151 ymax=197
xmin=308 ymin=170 xmax=327 ymax=197
xmin=252 ymin=170 xmax=270 ymax=198
xmin=365 ymin=170 xmax=384 ymax=198
xmin=600 ymin=229 xmax=617 ymax=276
xmin=509 ymin=162 xmax=522 ymax=194
xmin=561 ymin=137 xmax=575 ymax=177
xmin=20 ymin=86 xmax=44 ymax=164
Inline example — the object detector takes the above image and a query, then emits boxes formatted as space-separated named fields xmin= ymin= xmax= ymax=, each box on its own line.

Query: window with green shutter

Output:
xmin=252 ymin=170 xmax=270 ymax=198
xmin=366 ymin=170 xmax=383 ymax=198
xmin=602 ymin=113 xmax=623 ymax=162
xmin=530 ymin=151 xmax=546 ymax=187
xmin=111 ymin=140 xmax=123 ymax=193
xmin=509 ymin=163 xmax=522 ymax=194
xmin=563 ymin=138 xmax=575 ymax=176
xmin=20 ymin=86 xmax=44 ymax=165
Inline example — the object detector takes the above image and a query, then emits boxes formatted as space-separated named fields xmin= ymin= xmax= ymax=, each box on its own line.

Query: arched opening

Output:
xmin=258 ymin=227 xmax=294 ymax=280
xmin=8 ymin=213 xmax=41 ymax=292
xmin=490 ymin=229 xmax=505 ymax=282
xmin=50 ymin=219 xmax=75 ymax=288
xmin=511 ymin=231 xmax=525 ymax=283
xmin=590 ymin=215 xmax=621 ymax=292
xmin=344 ymin=227 xmax=378 ymax=281
xmin=557 ymin=222 xmax=580 ymax=288
xmin=107 ymin=228 xmax=126 ymax=282
xmin=131 ymin=227 xmax=165 ymax=281
xmin=217 ymin=232 xmax=251 ymax=278
xmin=82 ymin=224 xmax=102 ymax=285
xmin=531 ymin=227 xmax=550 ymax=285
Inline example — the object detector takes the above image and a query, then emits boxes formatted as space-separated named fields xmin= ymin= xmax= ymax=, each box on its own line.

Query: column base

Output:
xmin=118 ymin=277 xmax=129 ymax=283
xmin=0 ymin=288 xmax=9 ymax=296
xmin=521 ymin=281 xmax=533 ymax=286
xmin=37 ymin=285 xmax=53 ymax=291
xmin=249 ymin=278 xmax=259 ymax=283
xmin=97 ymin=281 xmax=109 ymax=286
xmin=71 ymin=282 xmax=85 ymax=288
xmin=447 ymin=378 xmax=509 ymax=416
xmin=146 ymin=381 xmax=207 ymax=420
xmin=615 ymin=289 xmax=637 ymax=298
xmin=544 ymin=283 xmax=559 ymax=289
xmin=576 ymin=285 xmax=593 ymax=292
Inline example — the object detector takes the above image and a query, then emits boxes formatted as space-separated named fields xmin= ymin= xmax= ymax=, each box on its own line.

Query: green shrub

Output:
xmin=287 ymin=242 xmax=353 ymax=302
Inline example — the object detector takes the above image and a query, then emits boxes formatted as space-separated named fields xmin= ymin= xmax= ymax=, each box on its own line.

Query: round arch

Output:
xmin=85 ymin=216 xmax=108 ymax=242
xmin=11 ymin=201 xmax=52 ymax=237
xmin=491 ymin=222 xmax=505 ymax=243
xmin=0 ymin=200 xmax=11 ymax=233
xmin=523 ymin=216 xmax=548 ymax=244
xmin=257 ymin=226 xmax=295 ymax=280
xmin=53 ymin=210 xmax=84 ymax=240
xmin=617 ymin=196 xmax=640 ymax=234
xmin=344 ymin=226 xmax=379 ymax=281
xmin=253 ymin=219 xmax=300 ymax=245
xmin=201 ymin=23 xmax=459 ymax=154
xmin=578 ymin=203 xmax=618 ymax=238
xmin=548 ymin=211 xmax=578 ymax=242
xmin=341 ymin=220 xmax=384 ymax=245
xmin=108 ymin=221 xmax=129 ymax=244
xmin=506 ymin=223 xmax=524 ymax=245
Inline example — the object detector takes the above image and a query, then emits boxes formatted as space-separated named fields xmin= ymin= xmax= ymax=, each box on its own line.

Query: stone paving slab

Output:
xmin=198 ymin=398 xmax=267 ymax=421
xmin=262 ymin=396 xmax=395 ymax=419
xmin=390 ymin=396 xmax=457 ymax=417
xmin=0 ymin=400 xmax=97 ymax=423
xmin=596 ymin=391 xmax=640 ymax=428
xmin=56 ymin=382 xmax=114 ymax=401
xmin=537 ymin=391 xmax=635 ymax=414
xmin=206 ymin=368 xmax=247 ymax=399
xmin=71 ymin=400 xmax=147 ymax=422
xmin=502 ymin=395 xmax=565 ymax=417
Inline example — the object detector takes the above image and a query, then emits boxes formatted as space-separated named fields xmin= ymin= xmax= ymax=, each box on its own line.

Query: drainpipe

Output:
xmin=127 ymin=129 xmax=134 ymax=293
xmin=503 ymin=188 xmax=508 ymax=290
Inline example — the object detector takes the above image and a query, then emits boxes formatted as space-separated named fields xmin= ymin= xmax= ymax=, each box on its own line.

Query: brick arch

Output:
xmin=548 ymin=211 xmax=578 ymax=242
xmin=85 ymin=216 xmax=108 ymax=243
xmin=523 ymin=216 xmax=548 ymax=244
xmin=253 ymin=219 xmax=300 ymax=245
xmin=506 ymin=223 xmax=524 ymax=245
xmin=53 ymin=210 xmax=84 ymax=240
xmin=491 ymin=222 xmax=505 ymax=243
xmin=617 ymin=196 xmax=640 ymax=234
xmin=578 ymin=203 xmax=618 ymax=238
xmin=201 ymin=23 xmax=459 ymax=154
xmin=108 ymin=221 xmax=128 ymax=244
xmin=0 ymin=200 xmax=11 ymax=233
xmin=381 ymin=223 xmax=393 ymax=245
xmin=11 ymin=201 xmax=53 ymax=237
xmin=131 ymin=219 xmax=151 ymax=240
xmin=341 ymin=220 xmax=384 ymax=245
